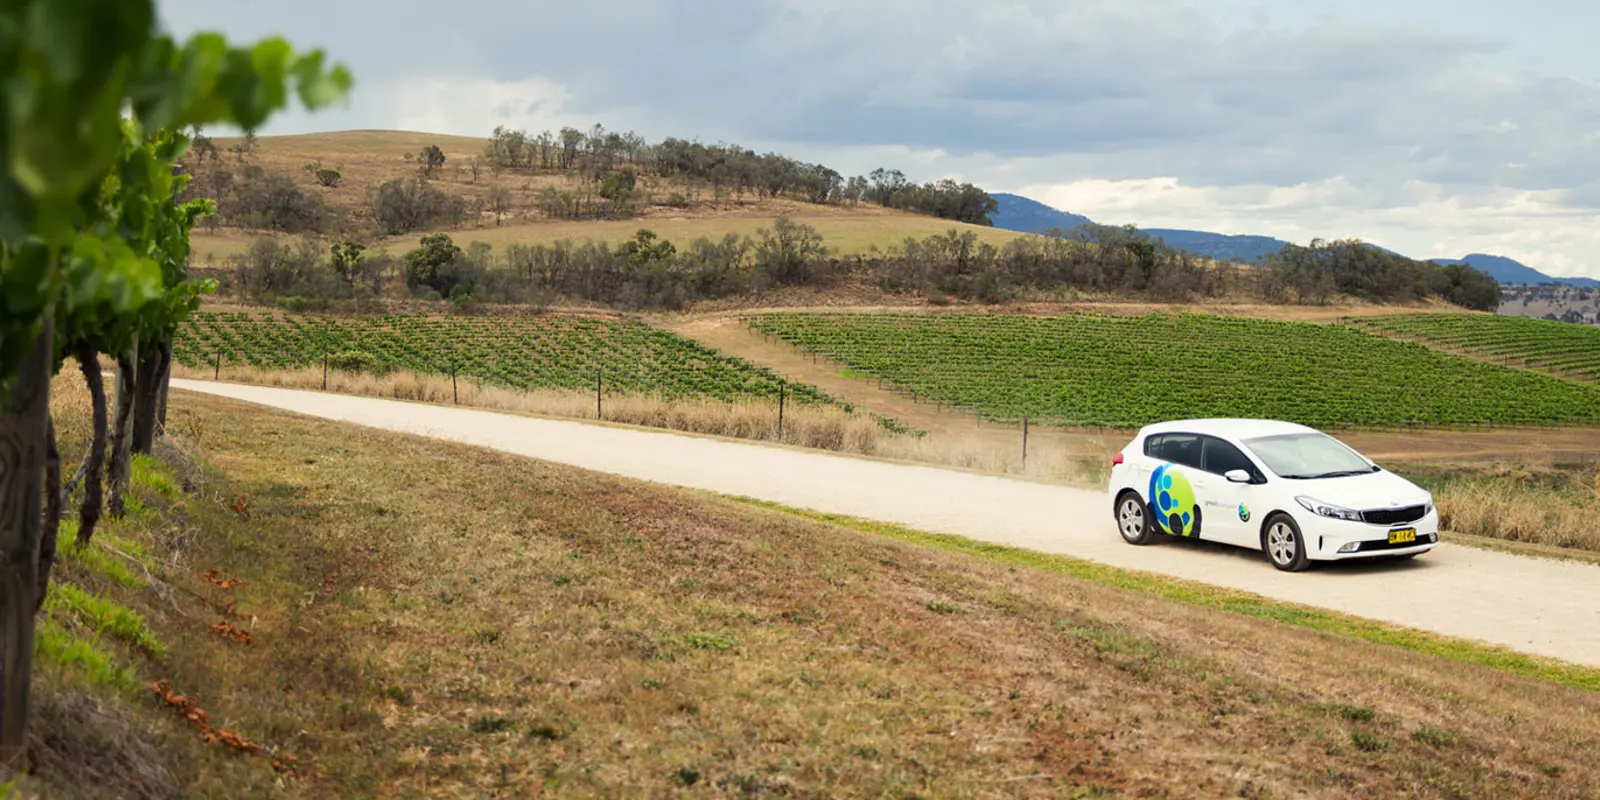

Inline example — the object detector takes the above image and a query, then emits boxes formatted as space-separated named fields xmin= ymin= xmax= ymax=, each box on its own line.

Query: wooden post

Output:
xmin=322 ymin=354 xmax=328 ymax=390
xmin=214 ymin=351 xmax=221 ymax=380
xmin=596 ymin=368 xmax=602 ymax=420
xmin=1022 ymin=415 xmax=1029 ymax=471
xmin=452 ymin=366 xmax=459 ymax=404
xmin=777 ymin=380 xmax=786 ymax=440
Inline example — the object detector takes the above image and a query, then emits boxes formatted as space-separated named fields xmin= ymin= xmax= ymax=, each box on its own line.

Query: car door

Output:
xmin=1142 ymin=432 xmax=1205 ymax=539
xmin=1195 ymin=435 xmax=1267 ymax=548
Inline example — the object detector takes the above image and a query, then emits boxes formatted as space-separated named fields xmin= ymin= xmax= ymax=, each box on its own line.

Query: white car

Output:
xmin=1106 ymin=418 xmax=1439 ymax=571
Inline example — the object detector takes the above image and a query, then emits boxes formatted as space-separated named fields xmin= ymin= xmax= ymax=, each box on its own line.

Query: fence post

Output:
xmin=596 ymin=368 xmax=602 ymax=420
xmin=452 ymin=365 xmax=459 ymax=404
xmin=1022 ymin=415 xmax=1029 ymax=471
xmin=322 ymin=353 xmax=328 ymax=390
xmin=214 ymin=351 xmax=221 ymax=380
xmin=778 ymin=380 xmax=786 ymax=440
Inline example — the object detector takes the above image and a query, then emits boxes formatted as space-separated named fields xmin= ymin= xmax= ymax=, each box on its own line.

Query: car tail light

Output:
xmin=1112 ymin=452 xmax=1124 ymax=465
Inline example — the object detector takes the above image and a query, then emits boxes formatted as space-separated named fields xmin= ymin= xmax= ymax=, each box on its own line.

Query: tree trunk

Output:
xmin=131 ymin=337 xmax=168 ymax=455
xmin=0 ymin=319 xmax=52 ymax=765
xmin=74 ymin=344 xmax=107 ymax=547
xmin=107 ymin=343 xmax=137 ymax=520
xmin=37 ymin=417 xmax=59 ymax=613
xmin=156 ymin=350 xmax=170 ymax=434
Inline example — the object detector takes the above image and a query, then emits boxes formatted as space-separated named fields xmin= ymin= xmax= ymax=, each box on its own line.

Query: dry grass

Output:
xmin=1434 ymin=471 xmax=1600 ymax=551
xmin=188 ymin=208 xmax=1028 ymax=266
xmin=19 ymin=374 xmax=1600 ymax=797
xmin=168 ymin=363 xmax=1112 ymax=485
xmin=188 ymin=129 xmax=1032 ymax=267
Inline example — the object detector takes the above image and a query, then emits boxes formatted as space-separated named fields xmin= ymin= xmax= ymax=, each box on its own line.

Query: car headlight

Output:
xmin=1295 ymin=496 xmax=1363 ymax=522
xmin=1423 ymin=498 xmax=1435 ymax=516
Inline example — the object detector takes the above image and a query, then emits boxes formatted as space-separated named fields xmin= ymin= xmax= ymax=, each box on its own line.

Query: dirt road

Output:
xmin=174 ymin=379 xmax=1600 ymax=668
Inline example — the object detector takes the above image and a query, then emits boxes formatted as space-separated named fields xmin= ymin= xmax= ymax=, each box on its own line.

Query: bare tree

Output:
xmin=487 ymin=184 xmax=513 ymax=225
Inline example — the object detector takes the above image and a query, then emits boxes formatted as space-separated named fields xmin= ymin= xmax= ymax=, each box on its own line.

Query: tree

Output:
xmin=371 ymin=178 xmax=468 ymax=235
xmin=0 ymin=0 xmax=350 ymax=761
xmin=331 ymin=241 xmax=367 ymax=286
xmin=419 ymin=144 xmax=446 ymax=177
xmin=618 ymin=229 xmax=676 ymax=265
xmin=405 ymin=233 xmax=464 ymax=296
xmin=599 ymin=168 xmax=637 ymax=213
xmin=753 ymin=218 xmax=828 ymax=285
xmin=487 ymin=184 xmax=513 ymax=226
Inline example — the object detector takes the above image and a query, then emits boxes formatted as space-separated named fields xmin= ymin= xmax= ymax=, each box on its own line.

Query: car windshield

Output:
xmin=1240 ymin=432 xmax=1378 ymax=479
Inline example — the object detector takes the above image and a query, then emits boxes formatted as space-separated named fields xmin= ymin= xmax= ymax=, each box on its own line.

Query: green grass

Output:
xmin=56 ymin=521 xmax=147 ymax=590
xmin=1348 ymin=313 xmax=1600 ymax=383
xmin=721 ymin=495 xmax=1600 ymax=693
xmin=745 ymin=311 xmax=1600 ymax=428
xmin=131 ymin=453 xmax=181 ymax=500
xmin=35 ymin=615 xmax=139 ymax=693
xmin=45 ymin=583 xmax=165 ymax=658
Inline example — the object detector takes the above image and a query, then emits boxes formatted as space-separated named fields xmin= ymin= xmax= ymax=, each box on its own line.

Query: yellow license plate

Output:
xmin=1388 ymin=528 xmax=1417 ymax=545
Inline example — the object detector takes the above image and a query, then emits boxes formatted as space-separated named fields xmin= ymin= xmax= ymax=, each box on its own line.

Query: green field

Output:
xmin=745 ymin=311 xmax=1600 ymax=429
xmin=175 ymin=311 xmax=838 ymax=405
xmin=1348 ymin=313 xmax=1600 ymax=382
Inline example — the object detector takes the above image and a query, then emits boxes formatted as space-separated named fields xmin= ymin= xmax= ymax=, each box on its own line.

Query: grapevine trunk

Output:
xmin=74 ymin=345 xmax=107 ymax=547
xmin=131 ymin=337 xmax=169 ymax=455
xmin=0 ymin=320 xmax=51 ymax=764
xmin=38 ymin=418 xmax=59 ymax=613
xmin=108 ymin=343 xmax=137 ymax=520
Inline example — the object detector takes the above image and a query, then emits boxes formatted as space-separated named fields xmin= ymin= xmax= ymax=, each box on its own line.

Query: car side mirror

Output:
xmin=1224 ymin=469 xmax=1252 ymax=484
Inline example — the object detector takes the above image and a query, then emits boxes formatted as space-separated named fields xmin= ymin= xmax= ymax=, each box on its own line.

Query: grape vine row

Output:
xmin=1347 ymin=314 xmax=1600 ymax=383
xmin=745 ymin=311 xmax=1600 ymax=429
xmin=174 ymin=310 xmax=842 ymax=407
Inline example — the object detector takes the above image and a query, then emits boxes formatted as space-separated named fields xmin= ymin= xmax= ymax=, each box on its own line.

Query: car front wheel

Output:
xmin=1117 ymin=492 xmax=1156 ymax=545
xmin=1263 ymin=513 xmax=1310 ymax=572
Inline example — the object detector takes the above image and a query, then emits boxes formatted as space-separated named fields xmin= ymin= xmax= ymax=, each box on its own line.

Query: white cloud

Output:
xmin=153 ymin=0 xmax=1600 ymax=276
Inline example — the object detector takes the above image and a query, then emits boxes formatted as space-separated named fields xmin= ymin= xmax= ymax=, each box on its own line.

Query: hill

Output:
xmin=1430 ymin=253 xmax=1600 ymax=288
xmin=991 ymin=194 xmax=1596 ymax=285
xmin=183 ymin=129 xmax=1011 ymax=264
xmin=1141 ymin=228 xmax=1289 ymax=263
xmin=987 ymin=192 xmax=1092 ymax=233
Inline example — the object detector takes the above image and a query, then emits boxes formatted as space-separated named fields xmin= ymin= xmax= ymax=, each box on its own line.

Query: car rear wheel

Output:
xmin=1117 ymin=492 xmax=1155 ymax=545
xmin=1263 ymin=513 xmax=1310 ymax=572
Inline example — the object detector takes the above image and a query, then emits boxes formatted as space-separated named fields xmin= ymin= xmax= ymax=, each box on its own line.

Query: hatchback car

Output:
xmin=1106 ymin=418 xmax=1438 ymax=571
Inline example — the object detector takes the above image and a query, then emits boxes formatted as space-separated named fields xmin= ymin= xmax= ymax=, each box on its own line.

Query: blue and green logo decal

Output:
xmin=1238 ymin=504 xmax=1251 ymax=523
xmin=1148 ymin=464 xmax=1199 ymax=537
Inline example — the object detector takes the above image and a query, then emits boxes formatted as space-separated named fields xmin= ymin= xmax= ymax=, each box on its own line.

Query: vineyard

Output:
xmin=1346 ymin=313 xmax=1600 ymax=383
xmin=745 ymin=311 xmax=1600 ymax=429
xmin=174 ymin=311 xmax=840 ymax=406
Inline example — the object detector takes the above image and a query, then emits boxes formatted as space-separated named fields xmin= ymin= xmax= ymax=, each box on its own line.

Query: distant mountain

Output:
xmin=1428 ymin=254 xmax=1600 ymax=288
xmin=1141 ymin=229 xmax=1289 ymax=264
xmin=989 ymin=193 xmax=1596 ymax=285
xmin=988 ymin=193 xmax=1092 ymax=233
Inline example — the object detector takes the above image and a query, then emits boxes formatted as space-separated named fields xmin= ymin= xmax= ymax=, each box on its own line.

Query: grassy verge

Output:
xmin=721 ymin=497 xmax=1600 ymax=693
xmin=1399 ymin=460 xmax=1600 ymax=553
xmin=170 ymin=364 xmax=1115 ymax=485
xmin=13 ymin=373 xmax=1600 ymax=797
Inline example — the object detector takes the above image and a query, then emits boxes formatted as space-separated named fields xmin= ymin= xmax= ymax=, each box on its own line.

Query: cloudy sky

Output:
xmin=160 ymin=0 xmax=1600 ymax=277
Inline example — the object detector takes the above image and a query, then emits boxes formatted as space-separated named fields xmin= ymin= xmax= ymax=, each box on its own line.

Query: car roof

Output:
xmin=1138 ymin=418 xmax=1320 ymax=441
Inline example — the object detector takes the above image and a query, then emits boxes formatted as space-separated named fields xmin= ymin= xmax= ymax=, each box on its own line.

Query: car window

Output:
xmin=1201 ymin=436 xmax=1259 ymax=479
xmin=1241 ymin=432 xmax=1376 ymax=479
xmin=1144 ymin=433 xmax=1201 ymax=468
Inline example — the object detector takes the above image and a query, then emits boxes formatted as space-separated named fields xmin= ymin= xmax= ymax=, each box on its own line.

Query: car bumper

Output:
xmin=1302 ymin=510 xmax=1441 ymax=560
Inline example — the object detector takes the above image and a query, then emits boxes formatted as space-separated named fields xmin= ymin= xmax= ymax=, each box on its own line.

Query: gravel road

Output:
xmin=174 ymin=379 xmax=1600 ymax=669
